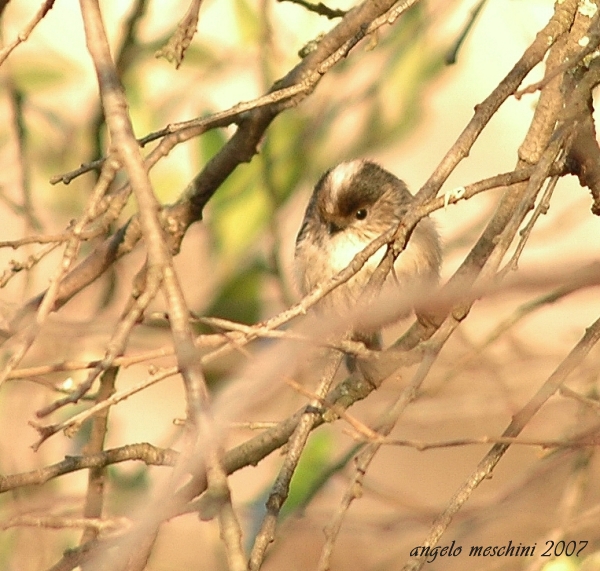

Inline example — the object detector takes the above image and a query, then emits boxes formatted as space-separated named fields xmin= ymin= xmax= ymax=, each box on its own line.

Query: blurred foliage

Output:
xmin=10 ymin=58 xmax=69 ymax=91
xmin=233 ymin=0 xmax=263 ymax=44
xmin=282 ymin=430 xmax=335 ymax=517
xmin=206 ymin=260 xmax=266 ymax=324
xmin=107 ymin=465 xmax=150 ymax=516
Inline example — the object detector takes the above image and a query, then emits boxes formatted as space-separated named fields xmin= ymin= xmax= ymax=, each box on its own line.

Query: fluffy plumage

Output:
xmin=294 ymin=160 xmax=441 ymax=346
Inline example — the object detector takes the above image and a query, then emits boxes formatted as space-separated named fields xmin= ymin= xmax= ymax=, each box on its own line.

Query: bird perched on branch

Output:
xmin=294 ymin=159 xmax=441 ymax=351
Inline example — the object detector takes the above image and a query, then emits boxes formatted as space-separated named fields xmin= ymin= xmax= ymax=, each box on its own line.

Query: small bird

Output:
xmin=294 ymin=160 xmax=441 ymax=350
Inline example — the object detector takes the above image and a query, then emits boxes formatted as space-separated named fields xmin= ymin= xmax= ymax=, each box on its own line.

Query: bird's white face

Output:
xmin=323 ymin=223 xmax=387 ymax=275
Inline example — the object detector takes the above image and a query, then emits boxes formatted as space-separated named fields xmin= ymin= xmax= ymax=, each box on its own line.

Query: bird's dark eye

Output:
xmin=355 ymin=208 xmax=367 ymax=220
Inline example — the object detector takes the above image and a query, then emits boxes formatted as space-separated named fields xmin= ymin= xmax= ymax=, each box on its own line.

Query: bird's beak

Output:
xmin=328 ymin=221 xmax=342 ymax=235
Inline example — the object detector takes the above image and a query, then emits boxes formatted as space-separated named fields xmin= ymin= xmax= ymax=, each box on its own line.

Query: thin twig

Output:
xmin=396 ymin=0 xmax=582 ymax=353
xmin=417 ymin=0 xmax=573 ymax=204
xmin=0 ymin=0 xmax=56 ymax=66
xmin=445 ymin=0 xmax=488 ymax=65
xmin=1 ymin=515 xmax=131 ymax=532
xmin=0 ymin=443 xmax=178 ymax=493
xmin=498 ymin=174 xmax=560 ymax=275
xmin=155 ymin=0 xmax=204 ymax=68
xmin=0 ymin=242 xmax=61 ymax=288
xmin=559 ymin=385 xmax=600 ymax=411
xmin=372 ymin=431 xmax=600 ymax=451
xmin=50 ymin=0 xmax=421 ymax=188
xmin=278 ymin=0 xmax=346 ymax=19
xmin=80 ymin=366 xmax=118 ymax=545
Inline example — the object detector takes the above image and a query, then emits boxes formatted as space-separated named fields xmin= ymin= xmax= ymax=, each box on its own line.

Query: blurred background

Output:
xmin=1 ymin=0 xmax=600 ymax=570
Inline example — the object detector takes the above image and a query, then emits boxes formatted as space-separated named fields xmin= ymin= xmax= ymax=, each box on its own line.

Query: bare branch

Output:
xmin=0 ymin=443 xmax=178 ymax=493
xmin=155 ymin=0 xmax=204 ymax=68
xmin=278 ymin=0 xmax=346 ymax=19
xmin=0 ymin=0 xmax=56 ymax=66
xmin=1 ymin=514 xmax=130 ymax=532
